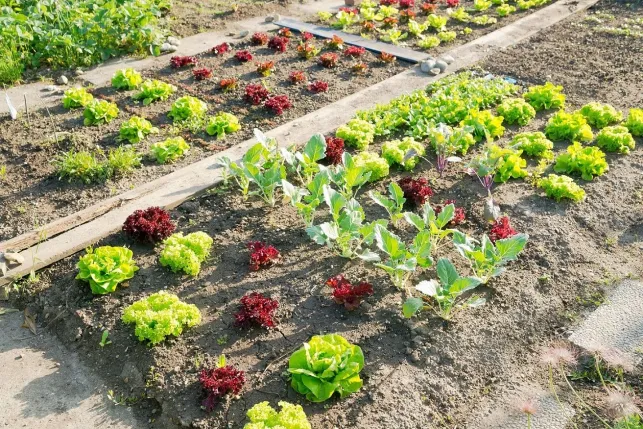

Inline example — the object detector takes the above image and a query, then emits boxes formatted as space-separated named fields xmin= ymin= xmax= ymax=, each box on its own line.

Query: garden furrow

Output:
xmin=0 ymin=0 xmax=602 ymax=287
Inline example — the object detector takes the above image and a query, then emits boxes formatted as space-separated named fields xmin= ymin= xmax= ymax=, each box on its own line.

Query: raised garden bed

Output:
xmin=0 ymin=33 xmax=408 ymax=242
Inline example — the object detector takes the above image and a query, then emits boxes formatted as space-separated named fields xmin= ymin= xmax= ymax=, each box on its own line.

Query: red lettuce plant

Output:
xmin=344 ymin=46 xmax=366 ymax=58
xmin=326 ymin=274 xmax=373 ymax=310
xmin=378 ymin=52 xmax=396 ymax=64
xmin=256 ymin=61 xmax=275 ymax=77
xmin=200 ymin=363 xmax=245 ymax=412
xmin=268 ymin=36 xmax=289 ymax=52
xmin=420 ymin=2 xmax=438 ymax=13
xmin=301 ymin=31 xmax=314 ymax=42
xmin=170 ymin=56 xmax=197 ymax=68
xmin=380 ymin=0 xmax=398 ymax=5
xmin=489 ymin=216 xmax=518 ymax=243
xmin=325 ymin=136 xmax=344 ymax=165
xmin=352 ymin=62 xmax=368 ymax=74
xmin=244 ymin=84 xmax=270 ymax=105
xmin=308 ymin=80 xmax=329 ymax=93
xmin=446 ymin=0 xmax=459 ymax=7
xmin=339 ymin=6 xmax=359 ymax=14
xmin=319 ymin=53 xmax=339 ymax=68
xmin=122 ymin=207 xmax=175 ymax=243
xmin=219 ymin=78 xmax=238 ymax=92
xmin=234 ymin=50 xmax=253 ymax=62
xmin=289 ymin=70 xmax=306 ymax=84
xmin=277 ymin=28 xmax=293 ymax=38
xmin=398 ymin=177 xmax=433 ymax=206
xmin=211 ymin=42 xmax=230 ymax=55
xmin=435 ymin=200 xmax=466 ymax=225
xmin=192 ymin=68 xmax=213 ymax=80
xmin=265 ymin=95 xmax=292 ymax=115
xmin=400 ymin=9 xmax=416 ymax=21
xmin=251 ymin=32 xmax=269 ymax=45
xmin=382 ymin=17 xmax=399 ymax=27
xmin=399 ymin=0 xmax=415 ymax=8
xmin=248 ymin=241 xmax=280 ymax=270
xmin=297 ymin=43 xmax=320 ymax=60
xmin=326 ymin=35 xmax=344 ymax=50
xmin=361 ymin=21 xmax=376 ymax=32
xmin=234 ymin=292 xmax=279 ymax=328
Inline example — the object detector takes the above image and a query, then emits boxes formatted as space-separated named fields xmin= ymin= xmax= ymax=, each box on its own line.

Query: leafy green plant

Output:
xmin=471 ymin=15 xmax=497 ymax=25
xmin=381 ymin=137 xmax=425 ymax=170
xmin=379 ymin=28 xmax=408 ymax=45
xmin=281 ymin=134 xmax=327 ymax=186
xmin=150 ymin=137 xmax=190 ymax=164
xmin=497 ymin=4 xmax=516 ymax=16
xmin=578 ymin=102 xmax=623 ymax=129
xmin=624 ymin=108 xmax=643 ymax=136
xmin=111 ymin=68 xmax=143 ymax=90
xmin=322 ymin=152 xmax=371 ymax=200
xmin=62 ymin=87 xmax=93 ymax=109
xmin=460 ymin=109 xmax=505 ymax=142
xmin=453 ymin=231 xmax=529 ymax=283
xmin=168 ymin=96 xmax=208 ymax=128
xmin=105 ymin=146 xmax=141 ymax=177
xmin=426 ymin=124 xmax=476 ymax=156
xmin=206 ymin=112 xmax=241 ymax=139
xmin=119 ymin=116 xmax=158 ymax=144
xmin=332 ymin=10 xmax=359 ymax=28
xmin=307 ymin=185 xmax=385 ymax=260
xmin=369 ymin=182 xmax=406 ymax=227
xmin=403 ymin=258 xmax=483 ymax=319
xmin=510 ymin=132 xmax=553 ymax=159
xmin=122 ymin=291 xmax=201 ymax=345
xmin=408 ymin=19 xmax=428 ymax=37
xmin=288 ymin=334 xmax=364 ymax=402
xmin=354 ymin=151 xmax=390 ymax=182
xmin=417 ymin=36 xmax=441 ymax=49
xmin=537 ymin=174 xmax=585 ymax=202
xmin=83 ymin=100 xmax=119 ymax=126
xmin=554 ymin=142 xmax=608 ymax=180
xmin=404 ymin=201 xmax=457 ymax=253
xmin=449 ymin=7 xmax=470 ymax=22
xmin=371 ymin=224 xmax=433 ymax=290
xmin=133 ymin=79 xmax=177 ymax=105
xmin=426 ymin=14 xmax=449 ymax=31
xmin=244 ymin=401 xmax=311 ymax=429
xmin=473 ymin=0 xmax=492 ymax=11
xmin=438 ymin=31 xmax=457 ymax=42
xmin=488 ymin=144 xmax=527 ymax=183
xmin=523 ymin=82 xmax=566 ymax=111
xmin=99 ymin=330 xmax=112 ymax=347
xmin=596 ymin=125 xmax=635 ymax=154
xmin=160 ymin=231 xmax=213 ymax=276
xmin=76 ymin=246 xmax=138 ymax=294
xmin=496 ymin=98 xmax=536 ymax=126
xmin=375 ymin=5 xmax=399 ymax=19
xmin=545 ymin=110 xmax=594 ymax=142
xmin=53 ymin=149 xmax=106 ymax=183
xmin=282 ymin=172 xmax=329 ymax=226
xmin=336 ymin=119 xmax=375 ymax=150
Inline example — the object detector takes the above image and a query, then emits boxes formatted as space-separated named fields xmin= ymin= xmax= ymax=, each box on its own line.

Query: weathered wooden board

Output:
xmin=273 ymin=17 xmax=431 ymax=63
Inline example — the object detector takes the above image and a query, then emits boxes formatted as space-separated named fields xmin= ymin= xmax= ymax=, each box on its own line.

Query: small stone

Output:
xmin=45 ymin=85 xmax=57 ymax=92
xmin=441 ymin=54 xmax=455 ymax=64
xmin=182 ymin=201 xmax=200 ymax=213
xmin=429 ymin=68 xmax=441 ymax=76
xmin=160 ymin=43 xmax=178 ymax=53
xmin=410 ymin=351 xmax=421 ymax=363
xmin=74 ymin=68 xmax=84 ymax=76
xmin=434 ymin=59 xmax=448 ymax=72
xmin=166 ymin=36 xmax=181 ymax=47
xmin=56 ymin=75 xmax=68 ymax=85
xmin=419 ymin=59 xmax=436 ymax=73
xmin=265 ymin=14 xmax=281 ymax=22
xmin=3 ymin=252 xmax=24 ymax=265
xmin=226 ymin=32 xmax=236 ymax=36
xmin=239 ymin=30 xmax=250 ymax=38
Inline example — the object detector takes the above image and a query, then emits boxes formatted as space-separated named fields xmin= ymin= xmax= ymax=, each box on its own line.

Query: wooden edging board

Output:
xmin=273 ymin=17 xmax=431 ymax=63
xmin=0 ymin=0 xmax=600 ymax=286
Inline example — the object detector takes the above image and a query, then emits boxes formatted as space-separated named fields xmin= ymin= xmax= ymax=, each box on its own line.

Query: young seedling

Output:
xmin=403 ymin=201 xmax=457 ymax=254
xmin=322 ymin=152 xmax=371 ymax=200
xmin=282 ymin=171 xmax=329 ymax=226
xmin=280 ymin=133 xmax=327 ymax=186
xmin=369 ymin=182 xmax=406 ymax=227
xmin=99 ymin=330 xmax=112 ymax=347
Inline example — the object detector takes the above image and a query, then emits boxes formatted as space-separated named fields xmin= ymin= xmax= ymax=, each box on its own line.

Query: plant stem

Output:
xmin=558 ymin=366 xmax=613 ymax=429
xmin=527 ymin=414 xmax=531 ymax=429
xmin=594 ymin=355 xmax=609 ymax=392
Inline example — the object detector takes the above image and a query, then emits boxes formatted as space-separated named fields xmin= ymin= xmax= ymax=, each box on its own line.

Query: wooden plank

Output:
xmin=0 ymin=0 xmax=601 ymax=286
xmin=273 ymin=17 xmax=431 ymax=63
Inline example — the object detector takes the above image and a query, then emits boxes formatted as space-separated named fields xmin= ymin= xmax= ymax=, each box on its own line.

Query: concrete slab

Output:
xmin=569 ymin=279 xmax=643 ymax=368
xmin=0 ymin=307 xmax=144 ymax=429
xmin=471 ymin=385 xmax=575 ymax=429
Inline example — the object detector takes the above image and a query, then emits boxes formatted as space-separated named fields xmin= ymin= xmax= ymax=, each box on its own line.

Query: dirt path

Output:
xmin=0 ymin=307 xmax=147 ymax=429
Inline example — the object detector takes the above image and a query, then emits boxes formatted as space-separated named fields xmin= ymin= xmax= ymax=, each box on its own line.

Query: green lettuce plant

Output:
xmin=62 ymin=87 xmax=94 ymax=109
xmin=497 ymin=4 xmax=517 ymax=16
xmin=554 ymin=142 xmax=608 ymax=180
xmin=76 ymin=246 xmax=138 ymax=294
xmin=453 ymin=231 xmax=529 ymax=283
xmin=460 ymin=109 xmax=505 ymax=142
xmin=488 ymin=144 xmax=528 ymax=183
xmin=417 ymin=36 xmax=440 ymax=49
xmin=133 ymin=79 xmax=177 ymax=105
xmin=150 ymin=137 xmax=190 ymax=164
xmin=206 ymin=112 xmax=241 ymax=139
xmin=537 ymin=174 xmax=585 ymax=202
xmin=122 ymin=291 xmax=201 ymax=345
xmin=473 ymin=0 xmax=492 ymax=11
xmin=595 ymin=125 xmax=635 ymax=154
xmin=510 ymin=132 xmax=553 ymax=159
xmin=354 ymin=151 xmax=390 ymax=182
xmin=497 ymin=98 xmax=536 ymax=126
xmin=53 ymin=149 xmax=106 ymax=184
xmin=111 ymin=68 xmax=143 ymax=90
xmin=438 ymin=31 xmax=457 ymax=42
xmin=105 ymin=146 xmax=141 ymax=177
xmin=160 ymin=231 xmax=213 ymax=276
xmin=83 ymin=100 xmax=119 ymax=126
xmin=168 ymin=95 xmax=208 ymax=127
xmin=403 ymin=258 xmax=484 ymax=319
xmin=375 ymin=5 xmax=399 ymax=19
xmin=427 ymin=14 xmax=449 ymax=30
xmin=578 ymin=102 xmax=623 ymax=129
xmin=332 ymin=10 xmax=359 ymax=28
xmin=426 ymin=124 xmax=476 ymax=156
xmin=369 ymin=181 xmax=406 ymax=226
xmin=523 ymin=82 xmax=566 ymax=110
xmin=336 ymin=119 xmax=376 ymax=150
xmin=449 ymin=7 xmax=470 ymax=22
xmin=244 ymin=401 xmax=311 ymax=429
xmin=408 ymin=19 xmax=428 ymax=37
xmin=288 ymin=334 xmax=364 ymax=402
xmin=379 ymin=28 xmax=408 ymax=45
xmin=624 ymin=108 xmax=643 ymax=136
xmin=545 ymin=110 xmax=594 ymax=142
xmin=471 ymin=15 xmax=497 ymax=25
xmin=119 ymin=116 xmax=158 ymax=144
xmin=381 ymin=137 xmax=425 ymax=170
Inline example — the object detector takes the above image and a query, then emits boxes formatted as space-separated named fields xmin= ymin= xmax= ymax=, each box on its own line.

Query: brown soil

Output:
xmin=7 ymin=0 xmax=643 ymax=428
xmin=0 ymin=35 xmax=408 ymax=242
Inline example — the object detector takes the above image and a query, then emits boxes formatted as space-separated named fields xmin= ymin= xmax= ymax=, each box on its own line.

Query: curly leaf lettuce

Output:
xmin=111 ymin=68 xmax=143 ymax=90
xmin=336 ymin=119 xmax=375 ymax=150
xmin=595 ymin=125 xmax=635 ymax=154
xmin=353 ymin=151 xmax=390 ymax=182
xmin=497 ymin=98 xmax=536 ymax=126
xmin=119 ymin=116 xmax=158 ymax=144
xmin=578 ymin=102 xmax=623 ymax=129
xmin=381 ymin=137 xmax=425 ymax=170
xmin=624 ymin=108 xmax=643 ymax=137
xmin=160 ymin=231 xmax=213 ymax=276
xmin=76 ymin=246 xmax=138 ymax=294
xmin=523 ymin=82 xmax=565 ymax=111
xmin=510 ymin=132 xmax=553 ymax=159
xmin=545 ymin=110 xmax=594 ymax=142
xmin=538 ymin=174 xmax=585 ymax=202
xmin=554 ymin=142 xmax=608 ymax=180
xmin=206 ymin=112 xmax=241 ymax=139
xmin=150 ymin=137 xmax=190 ymax=164
xmin=62 ymin=87 xmax=94 ymax=109
xmin=288 ymin=334 xmax=364 ymax=402
xmin=244 ymin=401 xmax=311 ymax=429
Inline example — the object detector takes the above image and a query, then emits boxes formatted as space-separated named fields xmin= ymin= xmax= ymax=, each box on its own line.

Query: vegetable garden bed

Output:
xmin=0 ymin=33 xmax=408 ymax=242
xmin=5 ymin=0 xmax=643 ymax=428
